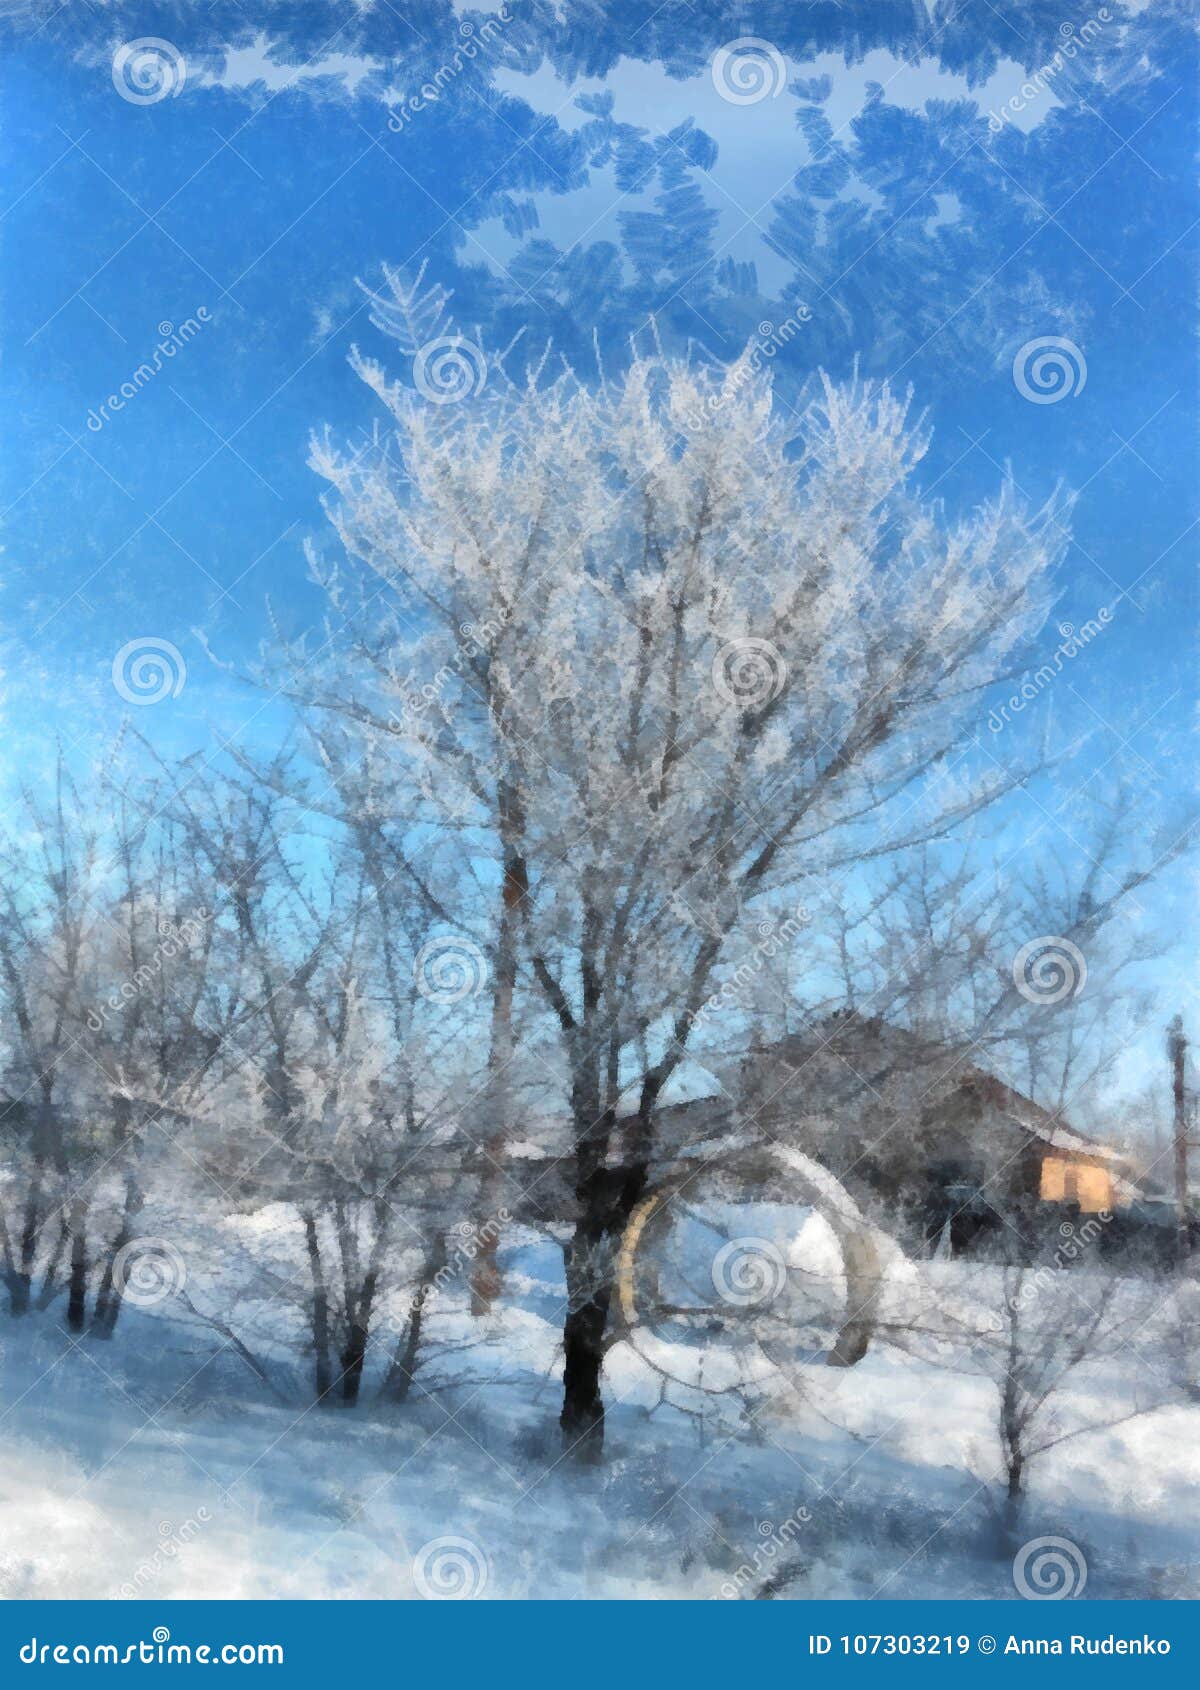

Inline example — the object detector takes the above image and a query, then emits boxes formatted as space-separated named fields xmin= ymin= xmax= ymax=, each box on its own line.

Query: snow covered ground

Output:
xmin=1 ymin=1234 xmax=1197 ymax=1601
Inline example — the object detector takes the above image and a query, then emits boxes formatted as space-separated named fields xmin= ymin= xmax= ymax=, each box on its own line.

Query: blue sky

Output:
xmin=0 ymin=0 xmax=1195 ymax=1111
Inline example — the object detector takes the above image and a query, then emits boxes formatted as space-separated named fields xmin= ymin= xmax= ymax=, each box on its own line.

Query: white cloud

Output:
xmin=199 ymin=34 xmax=384 ymax=99
xmin=475 ymin=49 xmax=1025 ymax=295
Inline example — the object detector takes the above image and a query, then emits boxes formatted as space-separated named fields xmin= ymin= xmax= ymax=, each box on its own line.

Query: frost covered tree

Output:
xmin=0 ymin=757 xmax=222 ymax=1333
xmin=295 ymin=271 xmax=1075 ymax=1453
xmin=976 ymin=1264 xmax=1184 ymax=1551
xmin=144 ymin=754 xmax=491 ymax=1408
xmin=0 ymin=762 xmax=106 ymax=1322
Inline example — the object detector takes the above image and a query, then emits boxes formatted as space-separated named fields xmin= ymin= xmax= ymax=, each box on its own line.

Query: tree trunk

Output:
xmin=340 ymin=1264 xmax=380 ymax=1408
xmin=0 ymin=1207 xmax=18 ymax=1317
xmin=302 ymin=1212 xmax=334 ymax=1403
xmin=66 ymin=1200 xmax=88 ymax=1332
xmin=559 ymin=1230 xmax=612 ymax=1458
xmin=339 ymin=1323 xmax=369 ymax=1405
xmin=559 ymin=1157 xmax=647 ymax=1459
xmin=384 ymin=1235 xmax=446 ymax=1404
xmin=470 ymin=846 xmax=525 ymax=1315
xmin=92 ymin=1099 xmax=143 ymax=1338
xmin=91 ymin=1179 xmax=142 ymax=1338
xmin=34 ymin=1209 xmax=70 ymax=1311
xmin=1002 ymin=1455 xmax=1025 ymax=1552
xmin=335 ymin=1202 xmax=389 ymax=1407
xmin=1007 ymin=1456 xmax=1024 ymax=1501
xmin=556 ymin=1059 xmax=650 ymax=1460
xmin=12 ymin=1160 xmax=44 ymax=1315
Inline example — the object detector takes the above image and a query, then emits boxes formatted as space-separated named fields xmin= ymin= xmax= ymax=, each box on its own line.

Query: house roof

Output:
xmin=682 ymin=1011 xmax=1130 ymax=1170
xmin=958 ymin=1068 xmax=1125 ymax=1164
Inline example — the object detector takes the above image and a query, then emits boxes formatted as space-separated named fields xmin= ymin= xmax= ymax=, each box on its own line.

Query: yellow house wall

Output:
xmin=1039 ymin=1156 xmax=1114 ymax=1213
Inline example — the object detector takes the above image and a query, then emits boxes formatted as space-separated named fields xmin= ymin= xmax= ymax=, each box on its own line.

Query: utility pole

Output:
xmin=1167 ymin=1016 xmax=1189 ymax=1265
